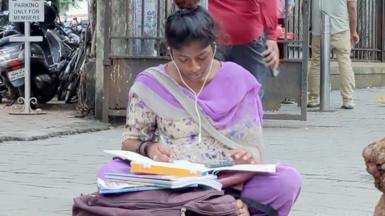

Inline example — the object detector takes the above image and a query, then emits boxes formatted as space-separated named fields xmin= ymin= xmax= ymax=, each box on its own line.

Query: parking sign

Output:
xmin=9 ymin=0 xmax=45 ymax=22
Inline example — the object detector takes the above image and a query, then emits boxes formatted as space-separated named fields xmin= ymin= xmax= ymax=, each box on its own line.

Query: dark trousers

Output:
xmin=216 ymin=38 xmax=271 ymax=98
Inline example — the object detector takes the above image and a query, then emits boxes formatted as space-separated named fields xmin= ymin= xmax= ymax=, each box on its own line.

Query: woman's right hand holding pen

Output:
xmin=147 ymin=143 xmax=176 ymax=162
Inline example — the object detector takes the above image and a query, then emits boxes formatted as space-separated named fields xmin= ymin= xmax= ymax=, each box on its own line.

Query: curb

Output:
xmin=0 ymin=125 xmax=111 ymax=143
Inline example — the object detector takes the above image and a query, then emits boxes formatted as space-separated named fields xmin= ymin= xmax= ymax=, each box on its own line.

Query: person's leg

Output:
xmin=228 ymin=38 xmax=270 ymax=98
xmin=308 ymin=35 xmax=321 ymax=106
xmin=330 ymin=31 xmax=355 ymax=108
xmin=241 ymin=165 xmax=302 ymax=216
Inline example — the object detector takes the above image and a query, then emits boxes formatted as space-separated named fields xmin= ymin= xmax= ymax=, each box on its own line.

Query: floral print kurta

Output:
xmin=123 ymin=94 xmax=232 ymax=164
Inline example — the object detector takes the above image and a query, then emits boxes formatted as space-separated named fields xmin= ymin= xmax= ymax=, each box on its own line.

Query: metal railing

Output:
xmin=107 ymin=0 xmax=172 ymax=58
xmin=111 ymin=0 xmax=210 ymax=58
xmin=109 ymin=0 xmax=384 ymax=62
xmin=282 ymin=0 xmax=384 ymax=62
xmin=352 ymin=0 xmax=384 ymax=62
xmin=279 ymin=0 xmax=307 ymax=60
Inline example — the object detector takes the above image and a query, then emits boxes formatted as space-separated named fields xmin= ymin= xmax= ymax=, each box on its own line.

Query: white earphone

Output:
xmin=168 ymin=42 xmax=217 ymax=144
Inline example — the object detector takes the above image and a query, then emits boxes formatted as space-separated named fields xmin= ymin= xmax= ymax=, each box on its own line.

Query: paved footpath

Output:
xmin=0 ymin=102 xmax=110 ymax=143
xmin=0 ymin=88 xmax=384 ymax=216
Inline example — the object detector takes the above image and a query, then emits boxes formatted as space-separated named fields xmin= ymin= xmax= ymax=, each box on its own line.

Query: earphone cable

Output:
xmin=170 ymin=46 xmax=216 ymax=144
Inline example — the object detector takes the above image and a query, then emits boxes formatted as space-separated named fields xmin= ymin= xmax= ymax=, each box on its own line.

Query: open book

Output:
xmin=104 ymin=150 xmax=276 ymax=177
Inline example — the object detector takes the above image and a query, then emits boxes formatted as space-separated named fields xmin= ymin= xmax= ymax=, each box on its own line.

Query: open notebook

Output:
xmin=104 ymin=150 xmax=276 ymax=177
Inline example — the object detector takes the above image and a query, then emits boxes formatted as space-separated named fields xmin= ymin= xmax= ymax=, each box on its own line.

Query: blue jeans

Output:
xmin=216 ymin=38 xmax=271 ymax=98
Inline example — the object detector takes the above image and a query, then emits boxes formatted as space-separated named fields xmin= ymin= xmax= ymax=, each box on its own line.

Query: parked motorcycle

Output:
xmin=57 ymin=25 xmax=88 ymax=103
xmin=0 ymin=26 xmax=70 ymax=104
xmin=0 ymin=2 xmax=84 ymax=105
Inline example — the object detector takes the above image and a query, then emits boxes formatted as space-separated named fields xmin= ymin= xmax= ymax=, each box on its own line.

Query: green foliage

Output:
xmin=53 ymin=0 xmax=80 ymax=14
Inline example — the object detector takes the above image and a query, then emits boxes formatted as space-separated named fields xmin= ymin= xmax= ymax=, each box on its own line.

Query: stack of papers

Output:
xmin=97 ymin=178 xmax=161 ymax=194
xmin=98 ymin=173 xmax=220 ymax=194
xmin=99 ymin=150 xmax=277 ymax=195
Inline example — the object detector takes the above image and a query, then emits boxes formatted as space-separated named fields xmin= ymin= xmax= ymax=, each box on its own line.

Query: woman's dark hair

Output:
xmin=165 ymin=6 xmax=217 ymax=49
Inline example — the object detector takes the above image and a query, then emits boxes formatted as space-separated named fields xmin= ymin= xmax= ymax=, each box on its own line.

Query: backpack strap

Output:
xmin=240 ymin=197 xmax=278 ymax=216
xmin=224 ymin=188 xmax=278 ymax=216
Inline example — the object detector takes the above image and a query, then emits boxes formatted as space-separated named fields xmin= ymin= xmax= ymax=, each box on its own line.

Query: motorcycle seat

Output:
xmin=0 ymin=34 xmax=22 ymax=46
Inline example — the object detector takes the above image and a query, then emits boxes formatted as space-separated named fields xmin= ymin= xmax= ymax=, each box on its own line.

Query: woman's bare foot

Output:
xmin=237 ymin=199 xmax=250 ymax=216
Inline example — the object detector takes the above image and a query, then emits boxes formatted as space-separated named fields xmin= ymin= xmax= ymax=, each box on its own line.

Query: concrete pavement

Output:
xmin=264 ymin=87 xmax=385 ymax=215
xmin=0 ymin=87 xmax=384 ymax=216
xmin=0 ymin=102 xmax=110 ymax=143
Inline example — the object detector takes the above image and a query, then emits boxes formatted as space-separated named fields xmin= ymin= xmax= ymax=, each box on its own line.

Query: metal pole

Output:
xmin=320 ymin=12 xmax=331 ymax=111
xmin=379 ymin=1 xmax=385 ymax=62
xmin=300 ymin=0 xmax=310 ymax=120
xmin=24 ymin=21 xmax=32 ymax=113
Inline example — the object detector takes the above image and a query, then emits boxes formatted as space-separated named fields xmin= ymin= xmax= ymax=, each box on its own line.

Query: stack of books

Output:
xmin=98 ymin=150 xmax=277 ymax=194
xmin=98 ymin=173 xmax=221 ymax=194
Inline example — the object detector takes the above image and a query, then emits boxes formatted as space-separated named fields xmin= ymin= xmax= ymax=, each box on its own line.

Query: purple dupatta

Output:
xmin=130 ymin=62 xmax=264 ymax=159
xmin=134 ymin=62 xmax=263 ymax=128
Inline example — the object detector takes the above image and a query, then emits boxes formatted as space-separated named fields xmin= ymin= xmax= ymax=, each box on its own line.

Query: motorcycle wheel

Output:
xmin=32 ymin=79 xmax=58 ymax=103
xmin=64 ymin=80 xmax=79 ymax=104
xmin=17 ymin=72 xmax=58 ymax=104
xmin=6 ymin=85 xmax=20 ymax=100
xmin=31 ymin=63 xmax=58 ymax=104
xmin=57 ymin=82 xmax=67 ymax=101
xmin=0 ymin=75 xmax=20 ymax=103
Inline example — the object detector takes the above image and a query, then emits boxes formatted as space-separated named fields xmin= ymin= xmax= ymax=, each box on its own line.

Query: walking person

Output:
xmin=308 ymin=0 xmax=359 ymax=109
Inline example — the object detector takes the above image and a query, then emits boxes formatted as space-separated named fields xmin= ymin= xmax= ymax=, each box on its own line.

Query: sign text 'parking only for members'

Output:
xmin=9 ymin=0 xmax=45 ymax=22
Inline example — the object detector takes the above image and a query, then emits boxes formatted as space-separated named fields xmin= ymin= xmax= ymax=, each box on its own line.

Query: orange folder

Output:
xmin=130 ymin=162 xmax=204 ymax=177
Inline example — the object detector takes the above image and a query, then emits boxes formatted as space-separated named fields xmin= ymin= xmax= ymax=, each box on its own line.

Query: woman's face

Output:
xmin=170 ymin=41 xmax=214 ymax=83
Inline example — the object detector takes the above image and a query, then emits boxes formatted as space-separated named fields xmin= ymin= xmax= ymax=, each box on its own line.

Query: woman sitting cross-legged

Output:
xmin=97 ymin=6 xmax=302 ymax=216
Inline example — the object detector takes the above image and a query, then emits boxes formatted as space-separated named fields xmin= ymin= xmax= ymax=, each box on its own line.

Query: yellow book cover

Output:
xmin=104 ymin=150 xmax=207 ymax=177
xmin=104 ymin=150 xmax=277 ymax=177
xmin=130 ymin=162 xmax=203 ymax=177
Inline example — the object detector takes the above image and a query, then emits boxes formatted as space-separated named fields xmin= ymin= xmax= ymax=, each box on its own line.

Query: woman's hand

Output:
xmin=228 ymin=149 xmax=257 ymax=164
xmin=147 ymin=143 xmax=176 ymax=162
